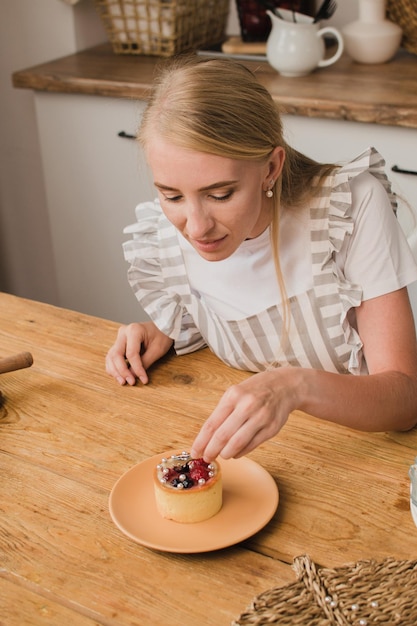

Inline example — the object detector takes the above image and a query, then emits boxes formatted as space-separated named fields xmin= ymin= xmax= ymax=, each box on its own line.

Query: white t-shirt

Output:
xmin=178 ymin=171 xmax=416 ymax=319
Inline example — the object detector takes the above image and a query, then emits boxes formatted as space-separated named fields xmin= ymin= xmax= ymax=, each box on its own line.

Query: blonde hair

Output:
xmin=139 ymin=56 xmax=336 ymax=333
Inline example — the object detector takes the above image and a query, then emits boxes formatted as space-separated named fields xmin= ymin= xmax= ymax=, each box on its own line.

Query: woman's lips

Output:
xmin=191 ymin=235 xmax=227 ymax=253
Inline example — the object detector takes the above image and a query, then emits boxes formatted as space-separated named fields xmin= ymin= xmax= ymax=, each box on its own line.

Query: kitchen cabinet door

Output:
xmin=282 ymin=115 xmax=416 ymax=207
xmin=35 ymin=92 xmax=154 ymax=323
xmin=282 ymin=115 xmax=417 ymax=320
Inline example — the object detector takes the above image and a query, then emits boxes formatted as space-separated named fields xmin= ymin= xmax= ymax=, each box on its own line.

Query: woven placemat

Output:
xmin=233 ymin=554 xmax=417 ymax=625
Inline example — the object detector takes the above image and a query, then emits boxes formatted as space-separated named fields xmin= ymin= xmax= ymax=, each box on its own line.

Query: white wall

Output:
xmin=0 ymin=0 xmax=106 ymax=303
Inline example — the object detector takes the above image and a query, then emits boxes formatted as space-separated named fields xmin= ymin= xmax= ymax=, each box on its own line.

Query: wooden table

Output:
xmin=1 ymin=292 xmax=416 ymax=625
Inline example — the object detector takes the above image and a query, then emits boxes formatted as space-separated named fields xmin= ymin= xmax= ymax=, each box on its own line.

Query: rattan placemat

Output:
xmin=233 ymin=554 xmax=417 ymax=625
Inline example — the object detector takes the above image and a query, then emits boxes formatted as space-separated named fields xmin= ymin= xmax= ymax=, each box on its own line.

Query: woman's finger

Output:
xmin=191 ymin=387 xmax=249 ymax=460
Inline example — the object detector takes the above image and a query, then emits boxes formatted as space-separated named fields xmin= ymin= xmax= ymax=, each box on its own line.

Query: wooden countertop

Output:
xmin=12 ymin=43 xmax=417 ymax=129
xmin=1 ymin=291 xmax=417 ymax=624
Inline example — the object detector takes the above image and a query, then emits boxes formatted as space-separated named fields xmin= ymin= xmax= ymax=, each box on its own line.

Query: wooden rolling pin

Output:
xmin=0 ymin=351 xmax=33 ymax=375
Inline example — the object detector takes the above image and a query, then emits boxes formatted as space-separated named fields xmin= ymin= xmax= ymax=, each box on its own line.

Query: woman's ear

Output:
xmin=267 ymin=146 xmax=286 ymax=182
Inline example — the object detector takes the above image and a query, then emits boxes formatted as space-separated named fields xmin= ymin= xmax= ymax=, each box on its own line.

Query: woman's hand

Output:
xmin=191 ymin=368 xmax=303 ymax=462
xmin=105 ymin=321 xmax=173 ymax=385
xmin=192 ymin=288 xmax=417 ymax=462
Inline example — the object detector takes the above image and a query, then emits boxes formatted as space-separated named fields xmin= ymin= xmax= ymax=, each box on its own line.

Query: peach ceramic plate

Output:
xmin=109 ymin=452 xmax=279 ymax=553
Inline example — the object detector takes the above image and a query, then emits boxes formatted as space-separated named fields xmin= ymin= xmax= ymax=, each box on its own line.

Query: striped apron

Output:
xmin=124 ymin=148 xmax=396 ymax=376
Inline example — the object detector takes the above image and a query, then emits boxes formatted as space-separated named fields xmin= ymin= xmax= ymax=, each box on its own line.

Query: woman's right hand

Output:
xmin=105 ymin=322 xmax=174 ymax=385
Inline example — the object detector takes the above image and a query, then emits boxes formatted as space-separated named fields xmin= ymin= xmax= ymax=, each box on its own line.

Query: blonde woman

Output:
xmin=106 ymin=56 xmax=417 ymax=461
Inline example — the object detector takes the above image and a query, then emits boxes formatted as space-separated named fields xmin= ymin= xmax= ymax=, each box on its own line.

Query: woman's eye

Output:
xmin=163 ymin=194 xmax=182 ymax=202
xmin=160 ymin=189 xmax=234 ymax=202
xmin=211 ymin=190 xmax=233 ymax=201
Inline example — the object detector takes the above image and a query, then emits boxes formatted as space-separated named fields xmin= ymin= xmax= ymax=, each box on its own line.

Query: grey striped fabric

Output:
xmin=123 ymin=148 xmax=396 ymax=376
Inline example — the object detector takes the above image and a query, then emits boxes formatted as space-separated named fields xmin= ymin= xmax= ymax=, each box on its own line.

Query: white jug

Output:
xmin=266 ymin=10 xmax=344 ymax=77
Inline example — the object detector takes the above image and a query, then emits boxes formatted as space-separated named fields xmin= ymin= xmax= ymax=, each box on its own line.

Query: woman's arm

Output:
xmin=105 ymin=321 xmax=173 ymax=385
xmin=301 ymin=287 xmax=417 ymax=430
xmin=191 ymin=287 xmax=417 ymax=462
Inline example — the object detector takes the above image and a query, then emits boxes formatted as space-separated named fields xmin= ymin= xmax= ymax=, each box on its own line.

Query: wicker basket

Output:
xmin=387 ymin=0 xmax=417 ymax=56
xmin=93 ymin=0 xmax=230 ymax=57
xmin=233 ymin=555 xmax=417 ymax=625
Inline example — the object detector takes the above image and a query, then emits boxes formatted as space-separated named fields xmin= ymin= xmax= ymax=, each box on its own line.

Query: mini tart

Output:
xmin=154 ymin=451 xmax=222 ymax=523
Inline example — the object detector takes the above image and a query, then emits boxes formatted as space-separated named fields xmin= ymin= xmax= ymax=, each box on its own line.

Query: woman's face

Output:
xmin=146 ymin=136 xmax=284 ymax=262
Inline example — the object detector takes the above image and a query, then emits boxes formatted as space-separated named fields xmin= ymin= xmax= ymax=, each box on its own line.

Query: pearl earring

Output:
xmin=266 ymin=179 xmax=274 ymax=198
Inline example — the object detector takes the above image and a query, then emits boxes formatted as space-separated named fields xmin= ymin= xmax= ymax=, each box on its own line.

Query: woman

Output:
xmin=106 ymin=56 xmax=417 ymax=462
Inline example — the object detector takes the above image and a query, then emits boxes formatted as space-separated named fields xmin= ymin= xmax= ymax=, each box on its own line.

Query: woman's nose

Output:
xmin=185 ymin=206 xmax=215 ymax=239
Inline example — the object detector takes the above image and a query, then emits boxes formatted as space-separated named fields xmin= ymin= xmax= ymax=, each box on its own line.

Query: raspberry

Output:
xmin=163 ymin=468 xmax=176 ymax=481
xmin=190 ymin=467 xmax=209 ymax=482
xmin=190 ymin=458 xmax=208 ymax=469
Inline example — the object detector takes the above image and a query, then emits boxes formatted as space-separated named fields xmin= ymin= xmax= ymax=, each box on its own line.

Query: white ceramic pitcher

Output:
xmin=266 ymin=10 xmax=344 ymax=77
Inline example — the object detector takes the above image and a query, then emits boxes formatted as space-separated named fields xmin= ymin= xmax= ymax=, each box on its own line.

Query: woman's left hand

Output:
xmin=191 ymin=368 xmax=301 ymax=462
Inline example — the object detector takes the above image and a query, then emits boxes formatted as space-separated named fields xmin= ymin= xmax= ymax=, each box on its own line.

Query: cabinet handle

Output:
xmin=118 ymin=131 xmax=136 ymax=140
xmin=392 ymin=165 xmax=417 ymax=176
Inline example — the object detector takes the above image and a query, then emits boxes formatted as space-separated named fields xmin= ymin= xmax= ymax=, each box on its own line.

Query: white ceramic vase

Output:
xmin=342 ymin=0 xmax=402 ymax=64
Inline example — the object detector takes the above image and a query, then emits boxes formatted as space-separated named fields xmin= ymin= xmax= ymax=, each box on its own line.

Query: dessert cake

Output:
xmin=154 ymin=451 xmax=222 ymax=523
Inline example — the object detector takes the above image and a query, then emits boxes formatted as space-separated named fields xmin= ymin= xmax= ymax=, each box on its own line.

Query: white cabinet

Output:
xmin=282 ymin=115 xmax=417 ymax=211
xmin=282 ymin=115 xmax=417 ymax=319
xmin=35 ymin=92 xmax=155 ymax=323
